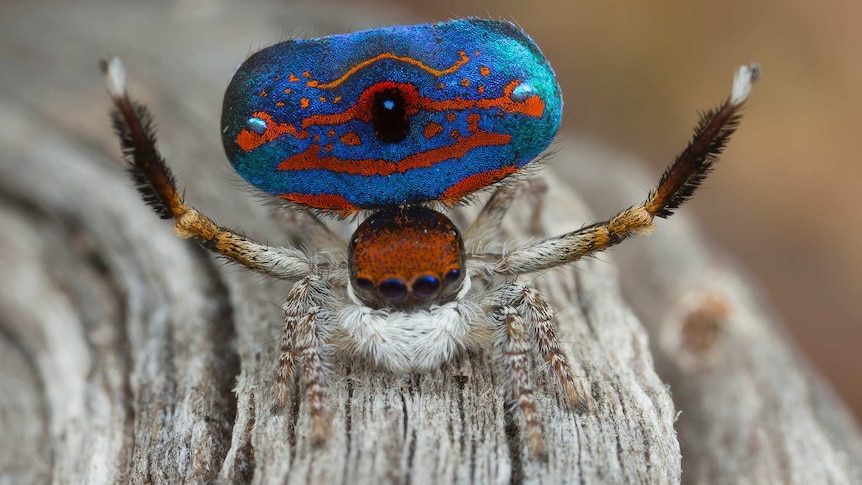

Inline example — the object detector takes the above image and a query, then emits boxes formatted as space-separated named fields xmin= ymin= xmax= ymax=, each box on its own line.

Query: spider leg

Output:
xmin=101 ymin=58 xmax=317 ymax=280
xmin=463 ymin=178 xmax=548 ymax=253
xmin=276 ymin=315 xmax=299 ymax=407
xmin=491 ymin=64 xmax=760 ymax=275
xmin=494 ymin=305 xmax=545 ymax=456
xmin=486 ymin=282 xmax=589 ymax=456
xmin=271 ymin=206 xmax=348 ymax=253
xmin=518 ymin=285 xmax=590 ymax=411
xmin=281 ymin=275 xmax=334 ymax=445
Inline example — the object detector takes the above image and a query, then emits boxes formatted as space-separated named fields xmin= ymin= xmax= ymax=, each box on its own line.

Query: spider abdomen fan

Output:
xmin=220 ymin=19 xmax=562 ymax=213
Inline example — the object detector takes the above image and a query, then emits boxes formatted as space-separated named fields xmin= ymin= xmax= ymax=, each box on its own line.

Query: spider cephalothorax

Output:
xmin=103 ymin=18 xmax=758 ymax=455
xmin=348 ymin=206 xmax=465 ymax=308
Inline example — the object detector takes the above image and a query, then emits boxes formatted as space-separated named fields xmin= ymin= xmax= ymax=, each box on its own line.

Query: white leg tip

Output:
xmin=731 ymin=63 xmax=760 ymax=105
xmin=100 ymin=57 xmax=127 ymax=99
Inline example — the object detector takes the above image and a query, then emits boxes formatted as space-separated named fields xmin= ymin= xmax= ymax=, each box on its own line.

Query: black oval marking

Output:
xmin=372 ymin=87 xmax=409 ymax=143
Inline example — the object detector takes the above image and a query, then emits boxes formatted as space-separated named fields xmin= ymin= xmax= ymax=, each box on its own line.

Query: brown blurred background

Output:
xmin=376 ymin=0 xmax=862 ymax=419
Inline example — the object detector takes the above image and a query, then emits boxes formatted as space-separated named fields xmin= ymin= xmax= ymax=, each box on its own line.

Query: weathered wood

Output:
xmin=0 ymin=1 xmax=857 ymax=484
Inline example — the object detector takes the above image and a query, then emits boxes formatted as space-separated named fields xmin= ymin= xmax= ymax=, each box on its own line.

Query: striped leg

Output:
xmin=280 ymin=276 xmax=333 ymax=445
xmin=497 ymin=306 xmax=545 ymax=456
xmin=275 ymin=316 xmax=299 ymax=408
xmin=102 ymin=57 xmax=318 ymax=281
xmin=519 ymin=286 xmax=590 ymax=411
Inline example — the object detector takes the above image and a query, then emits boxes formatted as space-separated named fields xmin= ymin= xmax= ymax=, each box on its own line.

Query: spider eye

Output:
xmin=379 ymin=278 xmax=408 ymax=302
xmin=356 ymin=277 xmax=374 ymax=291
xmin=413 ymin=275 xmax=440 ymax=298
xmin=445 ymin=268 xmax=461 ymax=283
xmin=372 ymin=87 xmax=409 ymax=143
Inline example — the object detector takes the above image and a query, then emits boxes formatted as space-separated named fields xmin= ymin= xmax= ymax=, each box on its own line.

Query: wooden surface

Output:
xmin=0 ymin=1 xmax=859 ymax=483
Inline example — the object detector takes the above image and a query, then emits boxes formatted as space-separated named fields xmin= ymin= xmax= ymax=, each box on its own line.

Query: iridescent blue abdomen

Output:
xmin=221 ymin=19 xmax=562 ymax=214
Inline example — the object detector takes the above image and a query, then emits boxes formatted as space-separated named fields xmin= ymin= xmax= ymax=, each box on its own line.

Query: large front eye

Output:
xmin=372 ymin=87 xmax=409 ymax=143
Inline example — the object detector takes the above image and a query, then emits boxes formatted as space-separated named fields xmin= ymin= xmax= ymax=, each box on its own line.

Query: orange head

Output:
xmin=348 ymin=207 xmax=465 ymax=308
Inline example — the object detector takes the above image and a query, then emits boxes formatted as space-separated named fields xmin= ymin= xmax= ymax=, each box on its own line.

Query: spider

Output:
xmin=102 ymin=19 xmax=758 ymax=456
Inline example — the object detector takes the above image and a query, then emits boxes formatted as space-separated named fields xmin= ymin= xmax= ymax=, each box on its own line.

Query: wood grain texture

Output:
xmin=0 ymin=1 xmax=857 ymax=483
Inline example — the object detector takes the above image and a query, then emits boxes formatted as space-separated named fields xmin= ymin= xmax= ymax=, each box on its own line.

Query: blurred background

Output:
xmin=378 ymin=0 xmax=862 ymax=418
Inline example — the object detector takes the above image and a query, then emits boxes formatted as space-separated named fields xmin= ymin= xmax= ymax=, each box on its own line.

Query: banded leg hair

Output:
xmin=102 ymin=58 xmax=321 ymax=281
xmin=487 ymin=283 xmax=586 ymax=456
xmin=102 ymin=58 xmax=337 ymax=442
xmin=280 ymin=275 xmax=336 ymax=444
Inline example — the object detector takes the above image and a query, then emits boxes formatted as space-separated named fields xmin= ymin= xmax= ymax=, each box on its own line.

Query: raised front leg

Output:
xmin=488 ymin=64 xmax=760 ymax=275
xmin=102 ymin=57 xmax=319 ymax=281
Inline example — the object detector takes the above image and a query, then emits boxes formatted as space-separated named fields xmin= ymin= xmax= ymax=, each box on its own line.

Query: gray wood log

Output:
xmin=0 ymin=1 xmax=858 ymax=483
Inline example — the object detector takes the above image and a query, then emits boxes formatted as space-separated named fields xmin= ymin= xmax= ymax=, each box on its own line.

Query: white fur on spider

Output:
xmin=335 ymin=275 xmax=487 ymax=372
